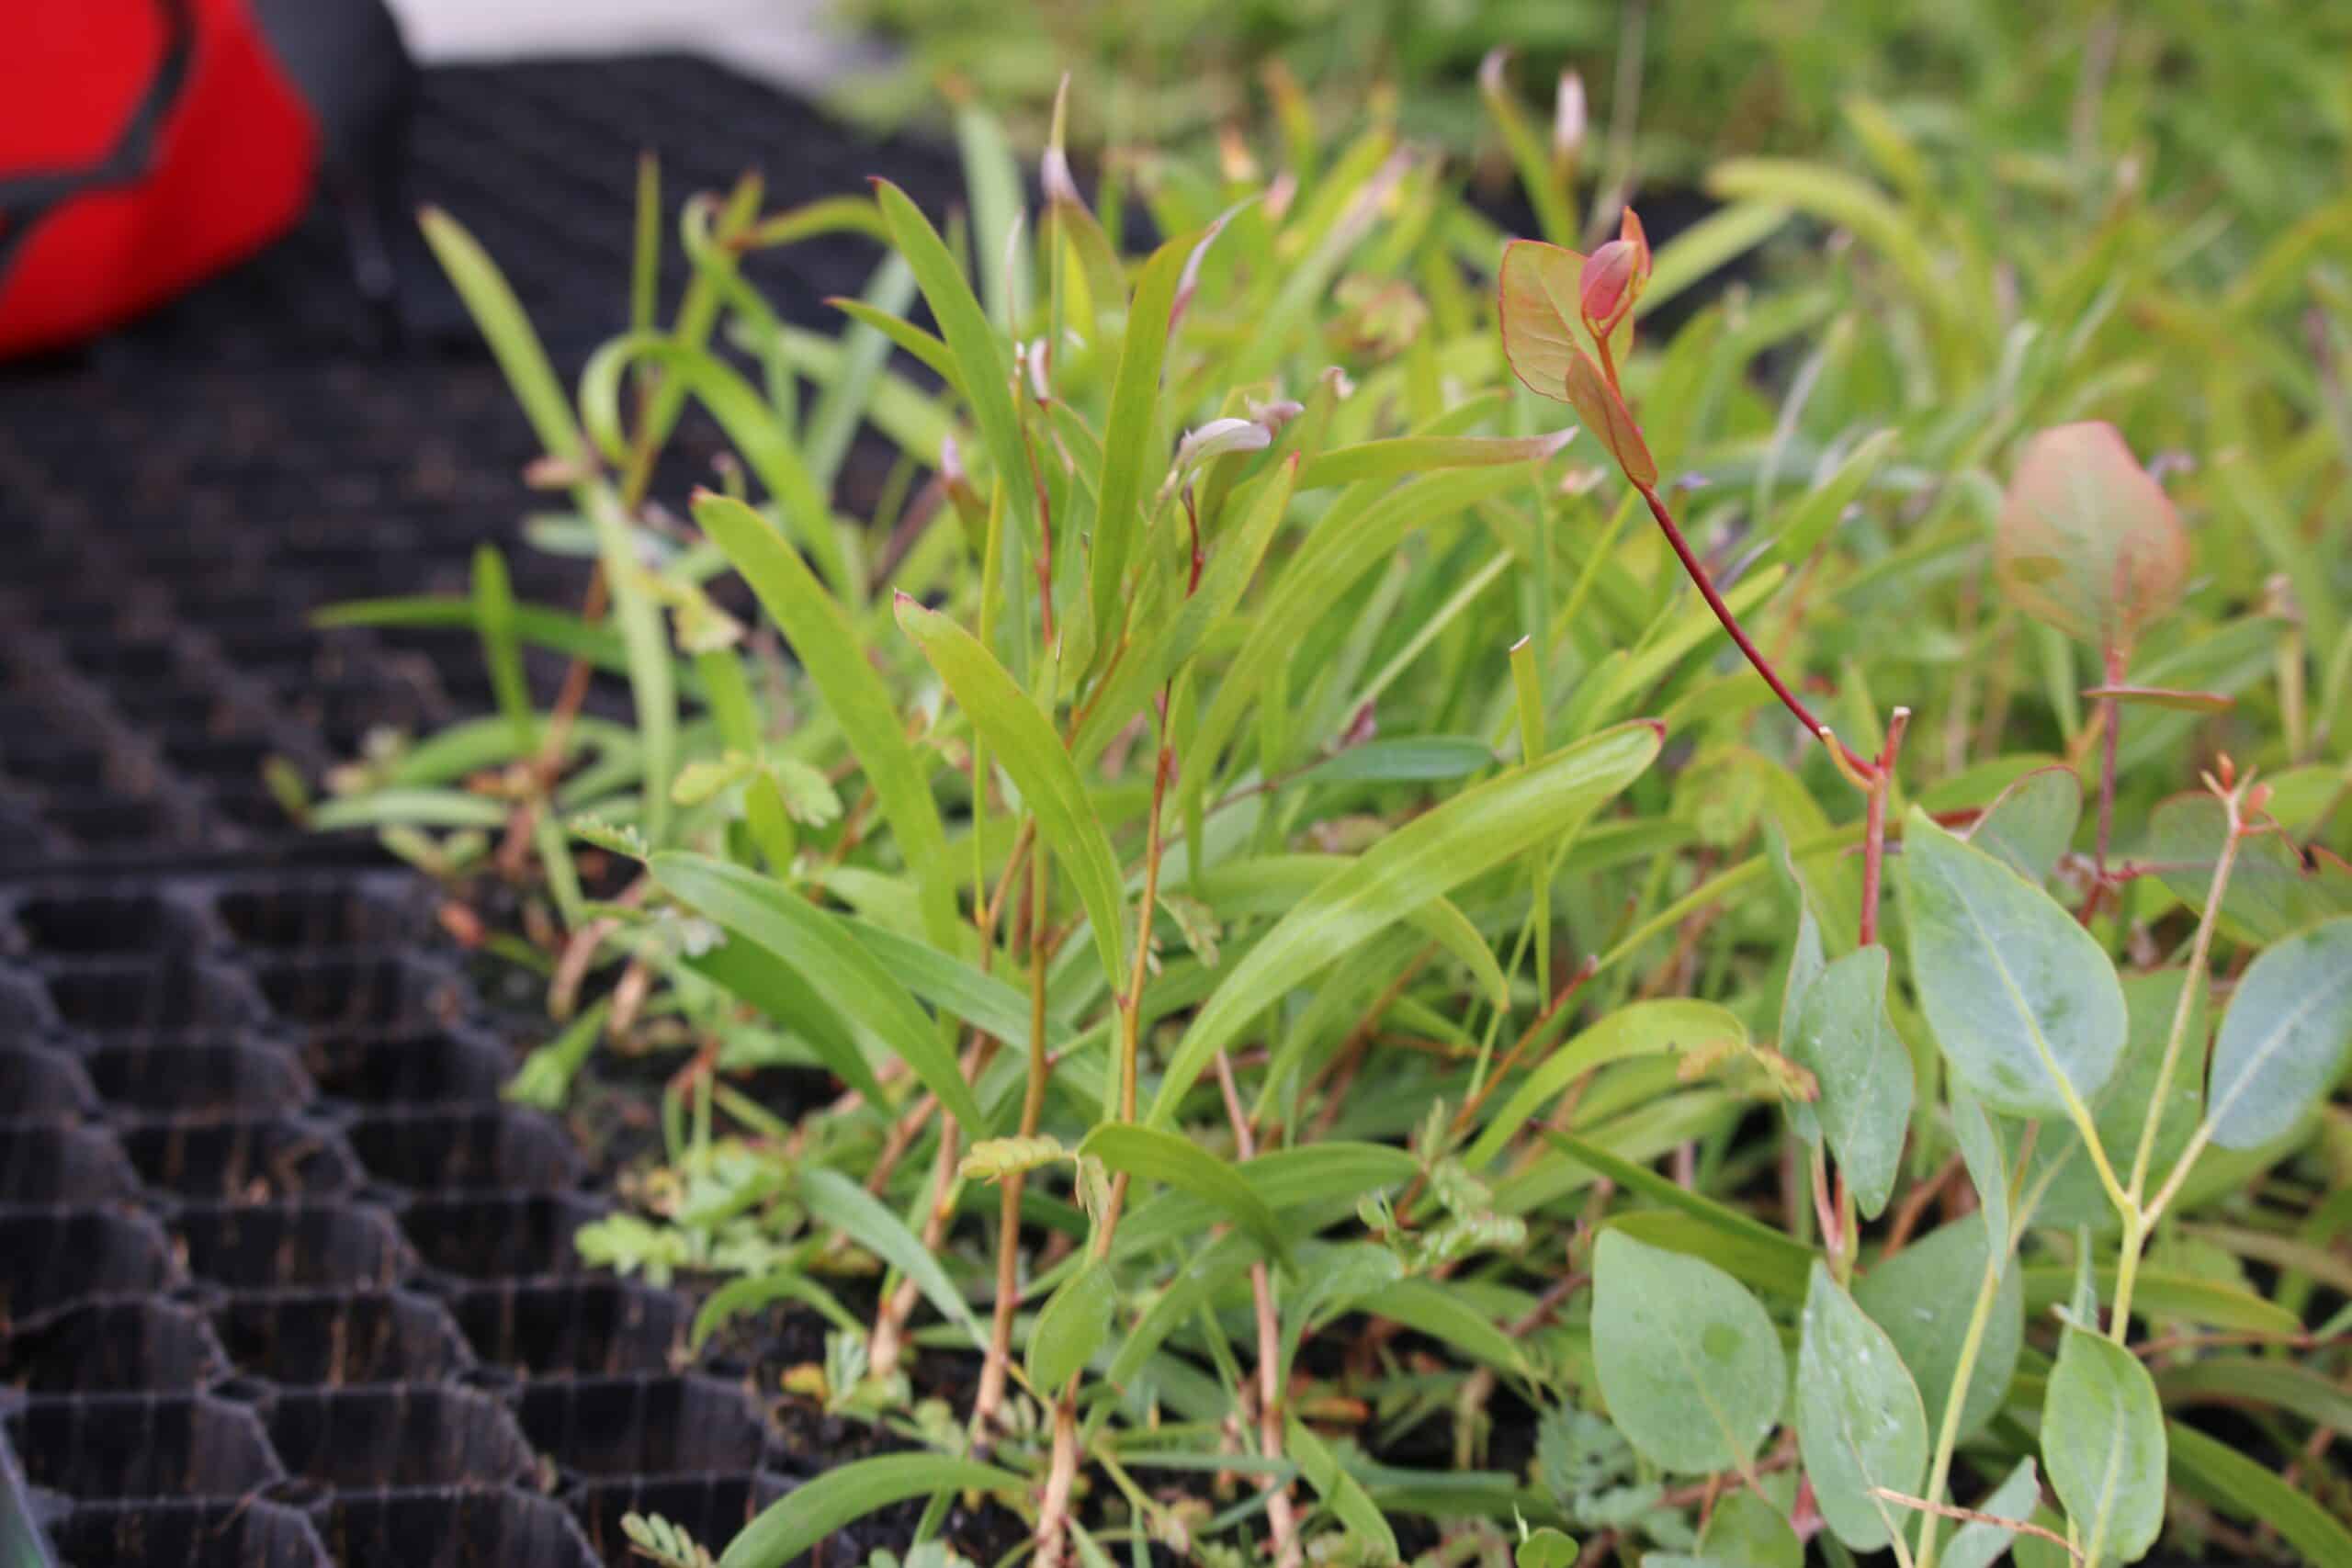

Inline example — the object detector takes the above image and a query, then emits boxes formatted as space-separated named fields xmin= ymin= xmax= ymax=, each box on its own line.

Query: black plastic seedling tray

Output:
xmin=0 ymin=53 xmax=1001 ymax=1568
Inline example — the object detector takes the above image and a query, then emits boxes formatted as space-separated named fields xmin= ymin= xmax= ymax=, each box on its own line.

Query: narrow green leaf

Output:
xmin=1296 ymin=432 xmax=1572 ymax=491
xmin=827 ymin=296 xmax=956 ymax=382
xmin=1080 ymin=1123 xmax=1289 ymax=1268
xmin=1363 ymin=1277 xmax=1530 ymax=1379
xmin=692 ymin=1268 xmax=860 ymax=1350
xmin=897 ymin=595 xmax=1127 ymax=991
xmin=418 ymin=208 xmax=582 ymax=462
xmin=2206 ymin=915 xmax=2352 ymax=1150
xmin=873 ymin=180 xmax=1032 ymax=540
xmin=470 ymin=546 xmax=535 ymax=752
xmin=1027 ymin=1258 xmax=1116 ymax=1390
xmin=2020 ymin=1266 xmax=2300 ymax=1337
xmin=1796 ymin=1262 xmax=1928 ymax=1551
xmin=650 ymin=852 xmax=986 ymax=1134
xmin=1467 ymin=998 xmax=1741 ymax=1168
xmin=684 ymin=934 xmax=888 ymax=1111
xmin=800 ymin=1168 xmax=984 ymax=1348
xmin=1155 ymin=721 xmax=1659 ymax=1125
xmin=1592 ymin=1230 xmax=1785 ymax=1474
xmin=581 ymin=339 xmax=848 ymax=597
xmin=1299 ymin=737 xmax=1497 ymax=785
xmin=718 ymin=1452 xmax=1023 ymax=1568
xmin=1788 ymin=946 xmax=1913 ymax=1219
xmin=1764 ymin=428 xmax=1896 ymax=569
xmin=1286 ymin=1417 xmax=1401 ymax=1563
xmin=1546 ymin=1130 xmax=1815 ymax=1294
xmin=841 ymin=916 xmax=1033 ymax=1046
xmin=693 ymin=491 xmax=958 ymax=948
xmin=2043 ymin=1322 xmax=2166 ymax=1564
xmin=1087 ymin=231 xmax=1193 ymax=648
xmin=1899 ymin=807 xmax=2128 ymax=1119
xmin=2168 ymin=1420 xmax=2352 ymax=1568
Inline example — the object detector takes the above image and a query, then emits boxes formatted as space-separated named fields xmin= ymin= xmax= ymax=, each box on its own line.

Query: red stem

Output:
xmin=1634 ymin=481 xmax=1876 ymax=783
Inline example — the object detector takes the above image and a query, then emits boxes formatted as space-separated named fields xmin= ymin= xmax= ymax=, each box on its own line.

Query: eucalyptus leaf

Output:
xmin=2205 ymin=916 xmax=2352 ymax=1150
xmin=1900 ymin=807 xmax=2127 ymax=1118
xmin=2043 ymin=1321 xmax=2166 ymax=1564
xmin=1855 ymin=1214 xmax=2021 ymax=1443
xmin=1796 ymin=1262 xmax=1928 ymax=1551
xmin=1591 ymin=1230 xmax=1785 ymax=1474
xmin=1787 ymin=945 xmax=1913 ymax=1219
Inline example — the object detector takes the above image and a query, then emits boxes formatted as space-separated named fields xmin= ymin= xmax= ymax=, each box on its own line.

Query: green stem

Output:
xmin=1914 ymin=1247 xmax=2007 ymax=1568
xmin=2110 ymin=785 xmax=2245 ymax=1340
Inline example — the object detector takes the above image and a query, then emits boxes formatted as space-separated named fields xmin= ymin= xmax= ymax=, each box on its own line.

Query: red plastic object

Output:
xmin=0 ymin=0 xmax=318 ymax=357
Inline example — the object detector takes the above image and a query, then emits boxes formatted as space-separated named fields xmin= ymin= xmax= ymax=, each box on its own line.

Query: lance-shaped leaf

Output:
xmin=1080 ymin=1123 xmax=1289 ymax=1269
xmin=720 ymin=1453 xmax=1023 ymax=1568
xmin=1150 ymin=721 xmax=1659 ymax=1125
xmin=1796 ymin=1262 xmax=1929 ymax=1551
xmin=1026 ymin=1259 xmax=1115 ymax=1390
xmin=2206 ymin=916 xmax=2352 ymax=1150
xmin=1592 ymin=1230 xmax=1785 ymax=1475
xmin=694 ymin=491 xmax=958 ymax=946
xmin=1995 ymin=422 xmax=2188 ymax=650
xmin=2043 ymin=1321 xmax=2167 ymax=1564
xmin=896 ymin=595 xmax=1127 ymax=993
xmin=651 ymin=853 xmax=987 ymax=1135
xmin=1786 ymin=946 xmax=1913 ymax=1219
xmin=1086 ymin=230 xmax=1193 ymax=645
xmin=1899 ymin=807 xmax=2127 ymax=1119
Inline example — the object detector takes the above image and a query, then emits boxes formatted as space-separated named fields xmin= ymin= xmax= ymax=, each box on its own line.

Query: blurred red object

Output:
xmin=0 ymin=0 xmax=318 ymax=357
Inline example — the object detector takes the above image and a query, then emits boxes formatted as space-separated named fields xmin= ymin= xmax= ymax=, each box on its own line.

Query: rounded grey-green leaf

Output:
xmin=1899 ymin=807 xmax=2127 ymax=1118
xmin=2043 ymin=1324 xmax=2167 ymax=1564
xmin=2206 ymin=916 xmax=2352 ymax=1151
xmin=1855 ymin=1213 xmax=2021 ymax=1444
xmin=1592 ymin=1229 xmax=1786 ymax=1475
xmin=1787 ymin=946 xmax=1914 ymax=1220
xmin=1796 ymin=1262 xmax=1929 ymax=1551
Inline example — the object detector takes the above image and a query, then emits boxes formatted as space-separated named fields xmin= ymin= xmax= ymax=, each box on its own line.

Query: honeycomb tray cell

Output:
xmin=0 ymin=871 xmax=805 ymax=1566
xmin=0 ymin=51 xmax=977 ymax=1566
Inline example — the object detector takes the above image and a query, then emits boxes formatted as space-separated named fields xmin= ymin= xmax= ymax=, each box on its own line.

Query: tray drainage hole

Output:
xmin=0 ymin=1210 xmax=175 ymax=1320
xmin=123 ymin=1118 xmax=360 ymax=1202
xmin=220 ymin=884 xmax=416 ymax=951
xmin=212 ymin=1289 xmax=472 ymax=1386
xmin=516 ymin=1375 xmax=771 ymax=1478
xmin=175 ymin=1202 xmax=413 ymax=1290
xmin=0 ymin=1299 xmax=222 ymax=1393
xmin=266 ymin=1386 xmax=538 ymax=1490
xmin=16 ymin=893 xmax=187 ymax=954
xmin=51 ymin=1498 xmax=331 ymax=1568
xmin=451 ymin=1279 xmax=689 ymax=1377
xmin=88 ymin=1040 xmax=313 ymax=1117
xmin=5 ymin=1393 xmax=283 ymax=1500
xmin=322 ymin=1487 xmax=600 ymax=1568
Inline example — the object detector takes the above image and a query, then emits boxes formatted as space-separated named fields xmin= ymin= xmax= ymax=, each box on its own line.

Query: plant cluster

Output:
xmin=320 ymin=51 xmax=2351 ymax=1568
